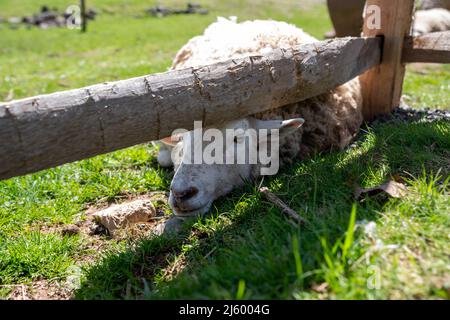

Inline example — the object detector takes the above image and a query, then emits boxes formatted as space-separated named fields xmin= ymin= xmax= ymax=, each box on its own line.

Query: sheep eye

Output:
xmin=234 ymin=136 xmax=244 ymax=144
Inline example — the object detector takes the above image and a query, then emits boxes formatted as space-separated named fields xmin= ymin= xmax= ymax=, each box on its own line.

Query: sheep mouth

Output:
xmin=169 ymin=198 xmax=212 ymax=217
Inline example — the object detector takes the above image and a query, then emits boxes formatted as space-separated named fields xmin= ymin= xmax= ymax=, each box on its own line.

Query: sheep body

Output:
xmin=419 ymin=0 xmax=450 ymax=10
xmin=169 ymin=17 xmax=363 ymax=167
xmin=171 ymin=17 xmax=317 ymax=69
xmin=413 ymin=8 xmax=450 ymax=35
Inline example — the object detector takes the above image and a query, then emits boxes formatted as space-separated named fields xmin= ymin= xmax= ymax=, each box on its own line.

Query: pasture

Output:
xmin=0 ymin=0 xmax=449 ymax=299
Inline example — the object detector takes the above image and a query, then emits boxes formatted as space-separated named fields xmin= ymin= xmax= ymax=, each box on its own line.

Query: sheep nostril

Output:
xmin=186 ymin=186 xmax=199 ymax=199
xmin=172 ymin=186 xmax=199 ymax=201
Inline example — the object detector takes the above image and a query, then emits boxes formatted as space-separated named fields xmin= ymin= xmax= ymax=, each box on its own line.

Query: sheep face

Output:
xmin=160 ymin=117 xmax=304 ymax=217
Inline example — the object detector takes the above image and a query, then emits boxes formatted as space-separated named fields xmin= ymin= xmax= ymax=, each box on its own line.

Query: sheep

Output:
xmin=413 ymin=8 xmax=450 ymax=36
xmin=419 ymin=0 xmax=450 ymax=10
xmin=156 ymin=17 xmax=363 ymax=217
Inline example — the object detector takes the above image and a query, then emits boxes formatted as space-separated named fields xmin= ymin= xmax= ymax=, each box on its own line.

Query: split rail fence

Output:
xmin=0 ymin=0 xmax=449 ymax=180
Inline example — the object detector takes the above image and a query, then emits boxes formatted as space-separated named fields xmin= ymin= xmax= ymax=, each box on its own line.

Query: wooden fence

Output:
xmin=0 ymin=0 xmax=449 ymax=181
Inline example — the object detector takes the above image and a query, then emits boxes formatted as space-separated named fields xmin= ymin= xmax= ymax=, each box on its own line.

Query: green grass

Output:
xmin=0 ymin=232 xmax=80 ymax=284
xmin=0 ymin=0 xmax=449 ymax=300
xmin=73 ymin=120 xmax=450 ymax=300
xmin=0 ymin=0 xmax=331 ymax=101
xmin=404 ymin=64 xmax=450 ymax=109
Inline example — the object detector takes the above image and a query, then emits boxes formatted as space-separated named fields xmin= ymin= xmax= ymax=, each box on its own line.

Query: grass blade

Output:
xmin=341 ymin=204 xmax=357 ymax=263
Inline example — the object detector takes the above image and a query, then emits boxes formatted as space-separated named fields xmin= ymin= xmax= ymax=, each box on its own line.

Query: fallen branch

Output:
xmin=259 ymin=187 xmax=306 ymax=225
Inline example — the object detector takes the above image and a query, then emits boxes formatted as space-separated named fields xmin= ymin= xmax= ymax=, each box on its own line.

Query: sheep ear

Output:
xmin=279 ymin=118 xmax=305 ymax=134
xmin=160 ymin=134 xmax=182 ymax=146
xmin=255 ymin=118 xmax=305 ymax=137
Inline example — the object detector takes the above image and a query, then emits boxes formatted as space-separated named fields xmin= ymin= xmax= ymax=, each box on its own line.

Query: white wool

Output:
xmin=419 ymin=0 xmax=450 ymax=10
xmin=170 ymin=17 xmax=317 ymax=69
xmin=413 ymin=8 xmax=450 ymax=36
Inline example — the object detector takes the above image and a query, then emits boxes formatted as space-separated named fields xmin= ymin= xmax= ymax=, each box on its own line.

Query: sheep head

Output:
xmin=159 ymin=117 xmax=304 ymax=217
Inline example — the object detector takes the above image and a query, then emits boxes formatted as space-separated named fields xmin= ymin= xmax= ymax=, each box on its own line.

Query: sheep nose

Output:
xmin=171 ymin=186 xmax=199 ymax=201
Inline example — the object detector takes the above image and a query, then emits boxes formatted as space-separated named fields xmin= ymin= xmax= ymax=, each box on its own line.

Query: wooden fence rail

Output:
xmin=0 ymin=37 xmax=381 ymax=180
xmin=403 ymin=31 xmax=450 ymax=63
xmin=0 ymin=26 xmax=449 ymax=181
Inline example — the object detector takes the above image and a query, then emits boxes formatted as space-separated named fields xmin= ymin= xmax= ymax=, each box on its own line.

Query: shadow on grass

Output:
xmin=74 ymin=119 xmax=449 ymax=299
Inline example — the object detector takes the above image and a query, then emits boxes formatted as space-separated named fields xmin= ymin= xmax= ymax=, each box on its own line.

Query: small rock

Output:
xmin=61 ymin=224 xmax=80 ymax=236
xmin=373 ymin=103 xmax=450 ymax=126
xmin=196 ymin=8 xmax=209 ymax=15
xmin=93 ymin=199 xmax=156 ymax=233
xmin=154 ymin=217 xmax=185 ymax=235
xmin=89 ymin=223 xmax=109 ymax=236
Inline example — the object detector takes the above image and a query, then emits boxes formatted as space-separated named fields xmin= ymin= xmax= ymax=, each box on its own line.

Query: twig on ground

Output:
xmin=259 ymin=187 xmax=306 ymax=225
xmin=21 ymin=284 xmax=26 ymax=300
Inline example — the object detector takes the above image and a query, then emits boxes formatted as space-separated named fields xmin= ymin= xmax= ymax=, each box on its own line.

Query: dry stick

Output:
xmin=259 ymin=187 xmax=306 ymax=225
xmin=21 ymin=284 xmax=26 ymax=300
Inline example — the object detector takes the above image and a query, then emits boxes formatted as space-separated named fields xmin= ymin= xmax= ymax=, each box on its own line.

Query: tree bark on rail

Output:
xmin=0 ymin=37 xmax=381 ymax=180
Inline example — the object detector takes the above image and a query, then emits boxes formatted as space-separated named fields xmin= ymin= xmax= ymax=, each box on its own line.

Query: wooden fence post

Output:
xmin=360 ymin=0 xmax=415 ymax=120
xmin=80 ymin=0 xmax=87 ymax=33
xmin=326 ymin=0 xmax=366 ymax=36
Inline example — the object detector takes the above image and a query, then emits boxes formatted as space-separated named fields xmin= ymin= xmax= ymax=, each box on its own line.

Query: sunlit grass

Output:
xmin=0 ymin=0 xmax=449 ymax=300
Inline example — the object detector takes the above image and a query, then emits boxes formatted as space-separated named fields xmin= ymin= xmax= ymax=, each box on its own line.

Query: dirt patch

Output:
xmin=32 ymin=191 xmax=172 ymax=246
xmin=160 ymin=254 xmax=187 ymax=282
xmin=7 ymin=192 xmax=174 ymax=300
xmin=5 ymin=280 xmax=72 ymax=300
xmin=84 ymin=191 xmax=171 ymax=238
xmin=40 ymin=191 xmax=172 ymax=238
